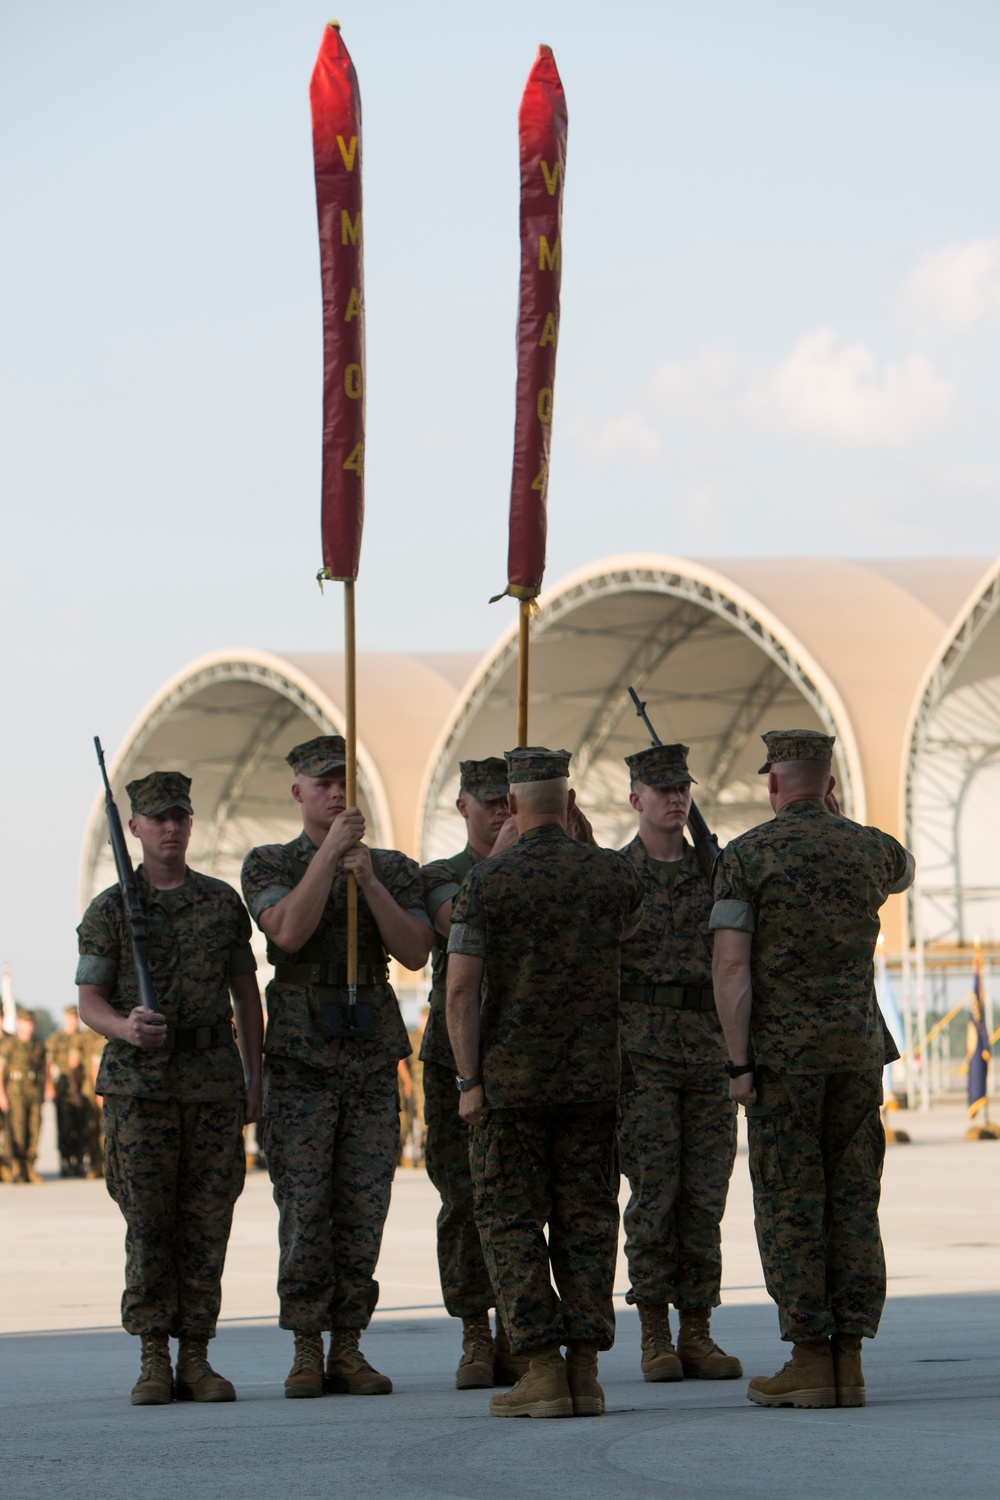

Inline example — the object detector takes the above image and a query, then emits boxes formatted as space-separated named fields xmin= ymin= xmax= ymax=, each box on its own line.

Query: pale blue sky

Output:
xmin=2 ymin=1 xmax=998 ymax=1007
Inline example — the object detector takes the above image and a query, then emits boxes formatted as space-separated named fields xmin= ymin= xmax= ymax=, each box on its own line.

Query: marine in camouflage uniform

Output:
xmin=710 ymin=729 xmax=913 ymax=1409
xmin=447 ymin=747 xmax=645 ymax=1419
xmin=46 ymin=1005 xmax=89 ymax=1176
xmin=618 ymin=743 xmax=741 ymax=1381
xmin=77 ymin=770 xmax=263 ymax=1406
xmin=241 ymin=735 xmax=432 ymax=1399
xmin=421 ymin=756 xmax=520 ymax=1389
xmin=0 ymin=1011 xmax=48 ymax=1183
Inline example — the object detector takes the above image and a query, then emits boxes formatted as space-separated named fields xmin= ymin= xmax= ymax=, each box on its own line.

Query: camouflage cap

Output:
xmin=504 ymin=746 xmax=572 ymax=784
xmin=625 ymin=743 xmax=697 ymax=790
xmin=758 ymin=728 xmax=836 ymax=774
xmin=126 ymin=771 xmax=193 ymax=817
xmin=286 ymin=736 xmax=347 ymax=778
xmin=459 ymin=757 xmax=509 ymax=801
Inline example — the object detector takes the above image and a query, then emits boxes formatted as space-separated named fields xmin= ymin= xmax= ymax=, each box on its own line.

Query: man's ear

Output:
xmin=567 ymin=788 xmax=577 ymax=809
xmin=291 ymin=781 xmax=304 ymax=806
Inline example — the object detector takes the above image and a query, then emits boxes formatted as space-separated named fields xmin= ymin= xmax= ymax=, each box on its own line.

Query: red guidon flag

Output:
xmin=496 ymin=46 xmax=567 ymax=603
xmin=311 ymin=23 xmax=365 ymax=583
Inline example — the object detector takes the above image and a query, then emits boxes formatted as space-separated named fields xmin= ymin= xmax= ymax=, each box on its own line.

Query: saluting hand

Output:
xmin=491 ymin=816 xmax=519 ymax=855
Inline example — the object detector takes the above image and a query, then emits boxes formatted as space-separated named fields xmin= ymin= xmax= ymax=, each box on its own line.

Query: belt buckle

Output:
xmin=644 ymin=983 xmax=657 ymax=1004
xmin=194 ymin=1026 xmax=212 ymax=1049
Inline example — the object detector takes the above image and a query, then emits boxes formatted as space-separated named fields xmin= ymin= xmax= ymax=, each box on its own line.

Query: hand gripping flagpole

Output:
xmin=311 ymin=22 xmax=364 ymax=1016
xmin=492 ymin=47 xmax=567 ymax=746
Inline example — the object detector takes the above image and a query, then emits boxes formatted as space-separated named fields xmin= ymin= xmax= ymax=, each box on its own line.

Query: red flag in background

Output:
xmin=498 ymin=46 xmax=567 ymax=603
xmin=311 ymin=23 xmax=365 ymax=583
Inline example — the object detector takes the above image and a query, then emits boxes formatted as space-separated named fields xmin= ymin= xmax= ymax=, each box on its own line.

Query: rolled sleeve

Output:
xmin=228 ymin=944 xmax=258 ymax=978
xmin=424 ymin=880 xmax=461 ymax=918
xmin=709 ymin=899 xmax=756 ymax=933
xmin=447 ymin=922 xmax=487 ymax=958
xmin=75 ymin=954 xmax=119 ymax=987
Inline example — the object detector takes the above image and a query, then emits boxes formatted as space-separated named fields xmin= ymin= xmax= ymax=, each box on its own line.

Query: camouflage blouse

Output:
xmin=241 ymin=831 xmax=429 ymax=1071
xmin=619 ymin=835 xmax=726 ymax=1069
xmin=710 ymin=800 xmax=909 ymax=1073
xmin=76 ymin=869 xmax=256 ymax=1102
xmin=419 ymin=844 xmax=479 ymax=1070
xmin=448 ymin=824 xmax=645 ymax=1108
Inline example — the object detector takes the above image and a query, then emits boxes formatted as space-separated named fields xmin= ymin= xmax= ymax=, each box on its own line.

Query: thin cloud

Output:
xmin=900 ymin=239 xmax=1000 ymax=331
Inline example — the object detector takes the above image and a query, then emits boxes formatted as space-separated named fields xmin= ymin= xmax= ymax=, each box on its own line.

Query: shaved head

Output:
xmin=510 ymin=777 xmax=569 ymax=815
xmin=770 ymin=759 xmax=832 ymax=798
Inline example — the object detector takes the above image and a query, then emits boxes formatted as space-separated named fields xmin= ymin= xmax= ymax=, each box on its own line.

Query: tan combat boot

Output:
xmin=566 ymin=1341 xmax=605 ymax=1417
xmin=638 ymin=1302 xmax=683 ymax=1382
xmin=493 ymin=1319 xmax=529 ymax=1386
xmin=131 ymin=1331 xmax=173 ymax=1406
xmin=284 ymin=1332 xmax=325 ymax=1399
xmin=831 ymin=1333 xmax=865 ymax=1407
xmin=677 ymin=1308 xmax=743 ymax=1379
xmin=455 ymin=1312 xmax=495 ymax=1390
xmin=325 ymin=1329 xmax=392 ymax=1395
xmin=747 ymin=1338 xmax=837 ymax=1409
xmin=489 ymin=1344 xmax=573 ymax=1419
xmin=175 ymin=1337 xmax=236 ymax=1402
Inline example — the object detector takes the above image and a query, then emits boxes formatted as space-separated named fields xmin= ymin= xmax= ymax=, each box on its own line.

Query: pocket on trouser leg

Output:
xmin=102 ymin=1101 xmax=129 ymax=1211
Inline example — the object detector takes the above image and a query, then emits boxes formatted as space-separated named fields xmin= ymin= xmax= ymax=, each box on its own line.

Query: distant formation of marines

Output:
xmin=56 ymin=724 xmax=911 ymax=1415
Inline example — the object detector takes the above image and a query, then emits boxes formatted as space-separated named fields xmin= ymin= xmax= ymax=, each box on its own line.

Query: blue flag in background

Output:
xmin=967 ymin=951 xmax=991 ymax=1119
xmin=876 ymin=947 xmax=905 ymax=1096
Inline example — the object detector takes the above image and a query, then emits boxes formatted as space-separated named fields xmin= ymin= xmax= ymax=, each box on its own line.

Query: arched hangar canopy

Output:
xmin=79 ymin=648 xmax=477 ymax=912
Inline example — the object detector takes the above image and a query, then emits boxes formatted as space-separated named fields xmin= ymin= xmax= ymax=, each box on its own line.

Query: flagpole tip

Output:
xmin=329 ymin=19 xmax=341 ymax=29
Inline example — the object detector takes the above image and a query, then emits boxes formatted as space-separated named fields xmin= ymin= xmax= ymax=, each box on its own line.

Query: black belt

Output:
xmin=166 ymin=1024 xmax=233 ymax=1052
xmin=620 ymin=983 xmax=716 ymax=1012
xmin=273 ymin=962 xmax=387 ymax=987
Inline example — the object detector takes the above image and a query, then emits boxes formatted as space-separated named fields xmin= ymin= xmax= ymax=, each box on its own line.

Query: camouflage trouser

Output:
xmin=263 ymin=1054 xmax=399 ymax=1333
xmin=747 ymin=1067 xmax=886 ymax=1342
xmin=84 ymin=1094 xmax=104 ymax=1176
xmin=470 ymin=1103 xmax=619 ymax=1354
xmin=103 ymin=1095 xmax=246 ymax=1338
xmin=620 ymin=1051 xmax=737 ymax=1309
xmin=423 ymin=1060 xmax=494 ymax=1318
xmin=6 ymin=1087 xmax=42 ymax=1174
xmin=55 ymin=1086 xmax=88 ymax=1172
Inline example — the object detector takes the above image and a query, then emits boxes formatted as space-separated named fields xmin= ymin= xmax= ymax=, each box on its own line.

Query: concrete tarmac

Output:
xmin=1 ymin=1102 xmax=998 ymax=1499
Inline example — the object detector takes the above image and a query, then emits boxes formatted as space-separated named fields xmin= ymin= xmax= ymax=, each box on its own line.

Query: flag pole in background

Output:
xmin=311 ymin=22 xmax=365 ymax=1012
xmin=492 ymin=47 xmax=567 ymax=746
xmin=1 ymin=963 xmax=16 ymax=1034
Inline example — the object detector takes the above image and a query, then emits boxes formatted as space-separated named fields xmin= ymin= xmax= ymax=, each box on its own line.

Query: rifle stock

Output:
xmin=94 ymin=738 xmax=160 ymax=1014
xmin=626 ymin=687 xmax=722 ymax=880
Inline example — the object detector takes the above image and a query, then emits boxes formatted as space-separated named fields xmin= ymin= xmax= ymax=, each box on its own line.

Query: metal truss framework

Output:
xmin=422 ymin=564 xmax=854 ymax=857
xmin=906 ymin=570 xmax=1000 ymax=947
xmin=81 ymin=657 xmax=382 ymax=899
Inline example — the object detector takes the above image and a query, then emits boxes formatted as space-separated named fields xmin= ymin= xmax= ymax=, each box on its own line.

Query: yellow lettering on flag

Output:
xmin=343 ymin=443 xmax=364 ymax=475
xmin=345 ymin=288 xmax=362 ymax=322
xmin=540 ymin=161 xmax=560 ymax=196
xmin=539 ymin=313 xmax=557 ymax=348
xmin=337 ymin=135 xmax=358 ymax=171
xmin=537 ymin=388 xmax=554 ymax=423
xmin=538 ymin=236 xmax=561 ymax=272
xmin=341 ymin=210 xmax=362 ymax=246
xmin=531 ymin=461 xmax=548 ymax=492
xmin=345 ymin=364 xmax=363 ymax=399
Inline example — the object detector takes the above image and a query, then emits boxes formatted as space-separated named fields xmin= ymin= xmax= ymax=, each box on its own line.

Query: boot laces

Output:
xmin=291 ymin=1333 xmax=324 ymax=1373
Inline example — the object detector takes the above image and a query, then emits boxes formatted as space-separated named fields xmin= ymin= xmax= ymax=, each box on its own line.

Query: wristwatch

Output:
xmin=455 ymin=1074 xmax=482 ymax=1092
xmin=724 ymin=1060 xmax=754 ymax=1078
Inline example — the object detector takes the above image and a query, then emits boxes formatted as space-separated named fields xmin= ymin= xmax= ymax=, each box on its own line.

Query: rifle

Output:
xmin=94 ymin=738 xmax=160 ymax=1013
xmin=627 ymin=687 xmax=722 ymax=880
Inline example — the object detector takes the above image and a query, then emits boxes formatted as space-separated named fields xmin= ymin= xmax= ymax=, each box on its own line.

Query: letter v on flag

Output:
xmin=311 ymin=23 xmax=365 ymax=583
